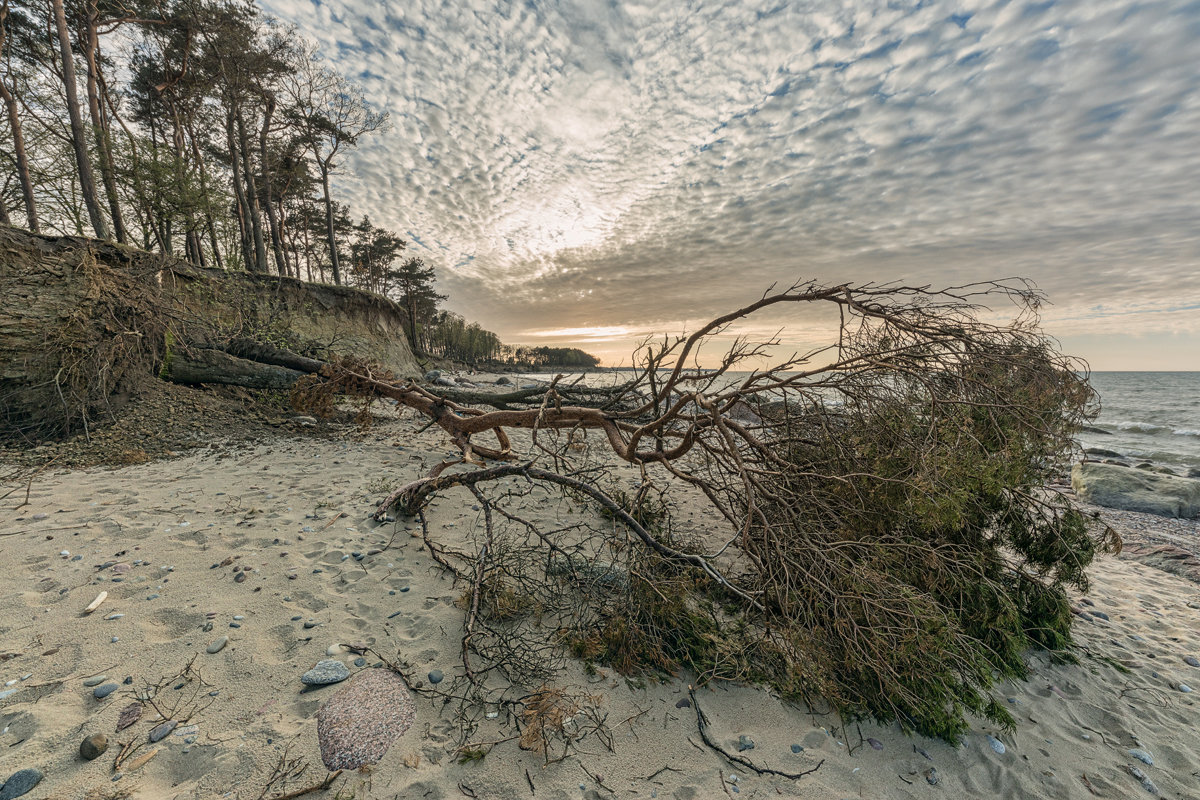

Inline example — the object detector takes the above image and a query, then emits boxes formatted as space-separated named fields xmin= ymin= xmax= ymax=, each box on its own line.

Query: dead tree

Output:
xmin=298 ymin=279 xmax=1115 ymax=741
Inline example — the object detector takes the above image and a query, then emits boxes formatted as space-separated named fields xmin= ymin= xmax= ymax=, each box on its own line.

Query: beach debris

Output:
xmin=116 ymin=703 xmax=143 ymax=731
xmin=83 ymin=591 xmax=107 ymax=614
xmin=121 ymin=748 xmax=159 ymax=773
xmin=316 ymin=668 xmax=415 ymax=771
xmin=737 ymin=735 xmax=755 ymax=752
xmin=1128 ymin=748 xmax=1154 ymax=766
xmin=0 ymin=768 xmax=43 ymax=799
xmin=866 ymin=737 xmax=883 ymax=751
xmin=79 ymin=734 xmax=108 ymax=760
xmin=924 ymin=767 xmax=939 ymax=786
xmin=1128 ymin=766 xmax=1160 ymax=795
xmin=302 ymin=660 xmax=350 ymax=686
xmin=986 ymin=735 xmax=1006 ymax=754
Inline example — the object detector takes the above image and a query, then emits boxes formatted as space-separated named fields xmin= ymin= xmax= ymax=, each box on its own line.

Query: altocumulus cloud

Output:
xmin=261 ymin=0 xmax=1200 ymax=367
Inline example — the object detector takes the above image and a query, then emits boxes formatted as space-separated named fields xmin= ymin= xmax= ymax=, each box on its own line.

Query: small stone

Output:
xmin=83 ymin=675 xmax=107 ymax=687
xmin=737 ymin=735 xmax=755 ymax=752
xmin=354 ymin=657 xmax=366 ymax=667
xmin=0 ymin=768 xmax=43 ymax=799
xmin=1178 ymin=683 xmax=1193 ymax=693
xmin=790 ymin=743 xmax=803 ymax=753
xmin=867 ymin=737 xmax=883 ymax=751
xmin=303 ymin=620 xmax=317 ymax=629
xmin=206 ymin=636 xmax=228 ymax=654
xmin=925 ymin=767 xmax=939 ymax=786
xmin=80 ymin=734 xmax=108 ymax=760
xmin=1186 ymin=656 xmax=1200 ymax=667
xmin=675 ymin=698 xmax=690 ymax=709
xmin=229 ymin=622 xmax=241 ymax=628
xmin=302 ymin=660 xmax=351 ymax=686
xmin=233 ymin=615 xmax=244 ymax=620
xmin=93 ymin=683 xmax=119 ymax=699
xmin=149 ymin=720 xmax=177 ymax=743
xmin=31 ymin=513 xmax=48 ymax=520
xmin=427 ymin=669 xmax=444 ymax=685
xmin=1129 ymin=766 xmax=1160 ymax=795
xmin=1092 ymin=611 xmax=1110 ymax=621
xmin=146 ymin=594 xmax=159 ymax=600
xmin=986 ymin=735 xmax=1006 ymax=754
xmin=1128 ymin=748 xmax=1154 ymax=766
xmin=234 ymin=572 xmax=246 ymax=583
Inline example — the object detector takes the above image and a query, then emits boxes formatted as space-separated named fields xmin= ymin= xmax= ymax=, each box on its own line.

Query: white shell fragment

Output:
xmin=84 ymin=591 xmax=108 ymax=614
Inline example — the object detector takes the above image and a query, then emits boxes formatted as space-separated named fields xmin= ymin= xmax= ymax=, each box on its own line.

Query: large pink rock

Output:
xmin=316 ymin=669 xmax=416 ymax=771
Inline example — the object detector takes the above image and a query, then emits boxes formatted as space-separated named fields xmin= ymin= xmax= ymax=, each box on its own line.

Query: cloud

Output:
xmin=261 ymin=0 xmax=1200 ymax=368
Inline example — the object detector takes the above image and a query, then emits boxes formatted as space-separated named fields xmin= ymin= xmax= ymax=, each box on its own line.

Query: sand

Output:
xmin=1 ymin=390 xmax=1199 ymax=799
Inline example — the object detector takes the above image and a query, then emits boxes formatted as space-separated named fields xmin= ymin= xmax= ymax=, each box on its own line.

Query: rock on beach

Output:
xmin=1072 ymin=462 xmax=1200 ymax=518
xmin=316 ymin=669 xmax=415 ymax=771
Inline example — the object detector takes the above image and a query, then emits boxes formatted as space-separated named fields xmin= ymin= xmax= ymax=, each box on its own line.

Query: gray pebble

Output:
xmin=233 ymin=615 xmax=244 ymax=620
xmin=986 ymin=735 xmax=1006 ymax=754
xmin=229 ymin=622 xmax=241 ymax=628
xmin=149 ymin=720 xmax=177 ymax=742
xmin=0 ymin=767 xmax=43 ymax=799
xmin=93 ymin=683 xmax=119 ymax=699
xmin=1185 ymin=656 xmax=1200 ymax=667
xmin=737 ymin=735 xmax=755 ymax=751
xmin=790 ymin=743 xmax=803 ymax=753
xmin=354 ymin=657 xmax=366 ymax=667
xmin=427 ymin=669 xmax=444 ymax=685
xmin=925 ymin=767 xmax=939 ymax=786
xmin=146 ymin=594 xmax=159 ymax=600
xmin=83 ymin=675 xmax=107 ymax=687
xmin=206 ymin=636 xmax=228 ymax=654
xmin=303 ymin=620 xmax=317 ymax=629
xmin=301 ymin=660 xmax=350 ymax=686
xmin=1179 ymin=683 xmax=1193 ymax=693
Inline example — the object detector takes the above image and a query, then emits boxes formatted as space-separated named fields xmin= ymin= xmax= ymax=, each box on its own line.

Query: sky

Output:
xmin=260 ymin=0 xmax=1200 ymax=370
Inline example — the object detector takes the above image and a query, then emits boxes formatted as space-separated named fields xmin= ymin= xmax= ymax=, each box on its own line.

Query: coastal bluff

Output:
xmin=0 ymin=225 xmax=419 ymax=438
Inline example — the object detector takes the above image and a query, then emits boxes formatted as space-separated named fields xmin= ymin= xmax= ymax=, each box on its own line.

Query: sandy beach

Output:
xmin=2 ymin=391 xmax=1199 ymax=800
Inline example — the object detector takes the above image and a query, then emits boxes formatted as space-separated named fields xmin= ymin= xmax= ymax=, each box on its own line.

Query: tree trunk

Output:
xmin=226 ymin=110 xmax=253 ymax=270
xmin=82 ymin=7 xmax=126 ymax=243
xmin=51 ymin=0 xmax=109 ymax=240
xmin=235 ymin=108 xmax=268 ymax=273
xmin=319 ymin=165 xmax=341 ymax=285
xmin=257 ymin=93 xmax=287 ymax=276
xmin=163 ymin=347 xmax=304 ymax=389
xmin=0 ymin=78 xmax=37 ymax=231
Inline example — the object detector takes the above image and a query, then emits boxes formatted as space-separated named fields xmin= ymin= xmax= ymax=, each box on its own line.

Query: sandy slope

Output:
xmin=1 ymin=404 xmax=1198 ymax=800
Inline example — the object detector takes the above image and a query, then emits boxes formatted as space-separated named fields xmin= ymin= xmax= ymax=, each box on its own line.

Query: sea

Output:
xmin=515 ymin=370 xmax=1200 ymax=475
xmin=1080 ymin=372 xmax=1200 ymax=476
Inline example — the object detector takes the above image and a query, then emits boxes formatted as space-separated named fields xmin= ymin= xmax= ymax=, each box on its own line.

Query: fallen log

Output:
xmin=162 ymin=348 xmax=304 ymax=390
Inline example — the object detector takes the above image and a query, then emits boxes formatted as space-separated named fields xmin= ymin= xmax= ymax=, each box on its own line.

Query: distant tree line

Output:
xmin=0 ymin=0 xmax=597 ymax=368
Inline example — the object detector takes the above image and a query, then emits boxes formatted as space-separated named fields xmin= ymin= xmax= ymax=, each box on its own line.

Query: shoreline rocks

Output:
xmin=1072 ymin=462 xmax=1200 ymax=518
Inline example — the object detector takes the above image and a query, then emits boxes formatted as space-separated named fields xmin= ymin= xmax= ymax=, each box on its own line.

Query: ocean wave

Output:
xmin=1175 ymin=429 xmax=1200 ymax=437
xmin=1109 ymin=421 xmax=1172 ymax=434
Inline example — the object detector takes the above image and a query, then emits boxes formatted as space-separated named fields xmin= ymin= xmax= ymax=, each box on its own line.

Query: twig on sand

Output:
xmin=1080 ymin=773 xmax=1100 ymax=796
xmin=578 ymin=762 xmax=614 ymax=794
xmin=640 ymin=765 xmax=684 ymax=781
xmin=689 ymin=687 xmax=824 ymax=780
xmin=524 ymin=768 xmax=536 ymax=796
xmin=717 ymin=770 xmax=737 ymax=800
xmin=1 ymin=521 xmax=92 ymax=537
xmin=317 ymin=512 xmax=346 ymax=532
xmin=264 ymin=771 xmax=342 ymax=800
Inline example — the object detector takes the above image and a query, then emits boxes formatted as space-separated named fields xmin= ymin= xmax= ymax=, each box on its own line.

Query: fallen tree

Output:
xmin=305 ymin=279 xmax=1117 ymax=741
